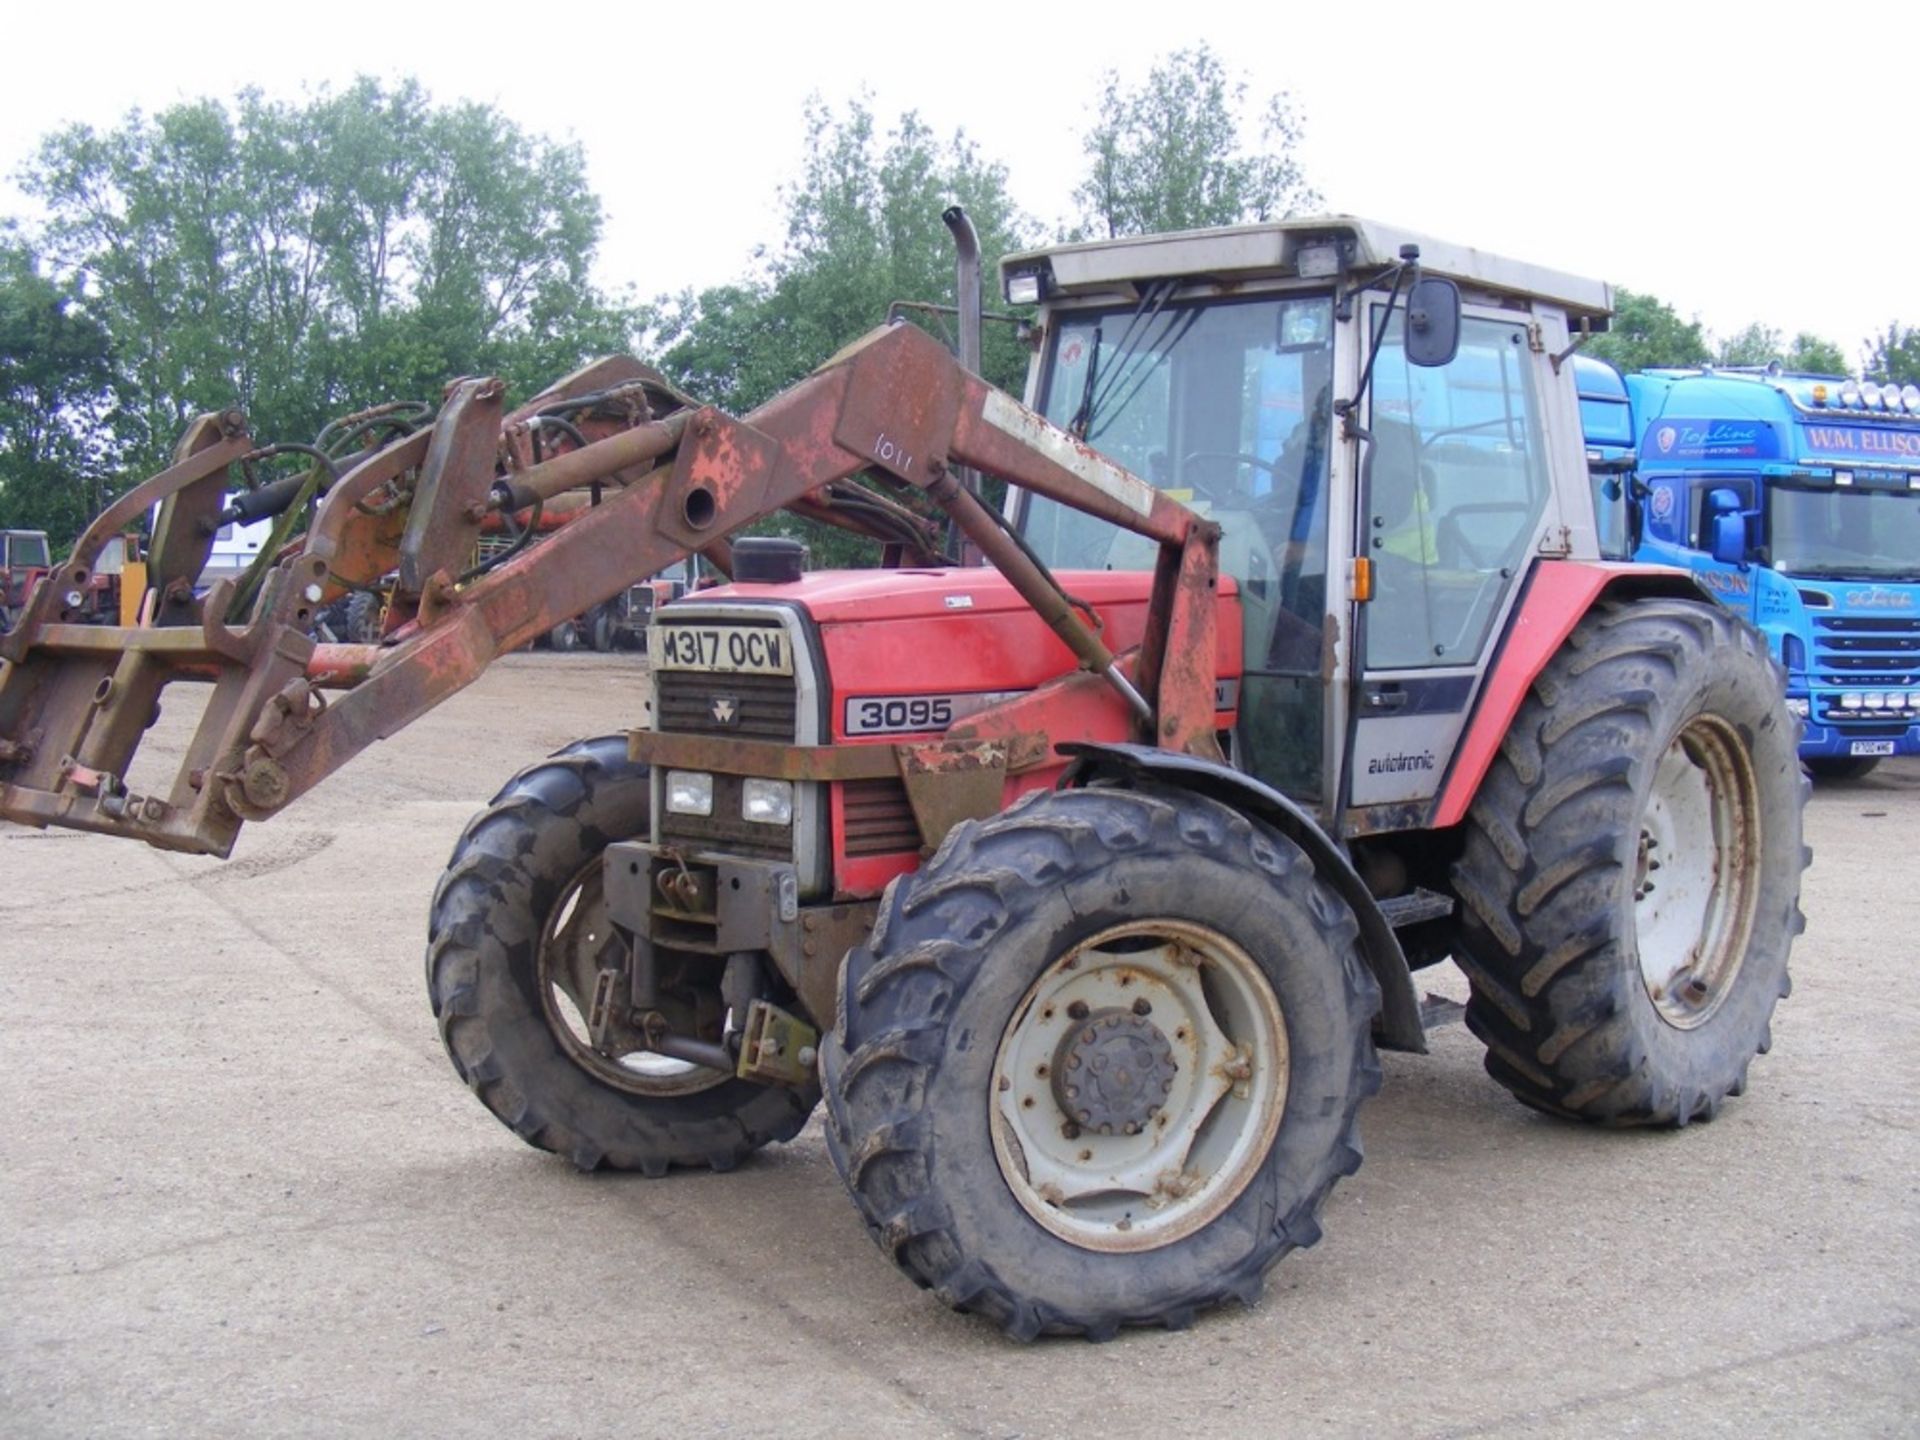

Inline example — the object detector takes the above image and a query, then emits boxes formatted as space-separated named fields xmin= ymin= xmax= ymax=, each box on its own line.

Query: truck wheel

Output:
xmin=822 ymin=785 xmax=1380 ymax=1340
xmin=1805 ymin=755 xmax=1880 ymax=781
xmin=547 ymin=621 xmax=579 ymax=652
xmin=425 ymin=735 xmax=817 ymax=1173
xmin=589 ymin=608 xmax=615 ymax=653
xmin=1451 ymin=598 xmax=1807 ymax=1126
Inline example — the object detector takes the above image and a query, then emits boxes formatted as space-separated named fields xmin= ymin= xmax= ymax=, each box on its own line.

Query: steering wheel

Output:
xmin=1180 ymin=451 xmax=1283 ymax=506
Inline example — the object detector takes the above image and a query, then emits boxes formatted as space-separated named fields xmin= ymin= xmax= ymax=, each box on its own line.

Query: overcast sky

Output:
xmin=4 ymin=2 xmax=1916 ymax=366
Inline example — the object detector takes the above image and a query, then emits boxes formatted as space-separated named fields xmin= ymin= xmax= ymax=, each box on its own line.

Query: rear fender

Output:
xmin=1430 ymin=561 xmax=1707 ymax=829
xmin=1059 ymin=741 xmax=1426 ymax=1055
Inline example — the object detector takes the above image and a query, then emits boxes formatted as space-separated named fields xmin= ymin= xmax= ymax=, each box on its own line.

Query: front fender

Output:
xmin=1058 ymin=742 xmax=1426 ymax=1055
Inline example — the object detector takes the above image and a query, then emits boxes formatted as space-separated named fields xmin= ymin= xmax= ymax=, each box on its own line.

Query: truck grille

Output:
xmin=1813 ymin=616 xmax=1920 ymax=687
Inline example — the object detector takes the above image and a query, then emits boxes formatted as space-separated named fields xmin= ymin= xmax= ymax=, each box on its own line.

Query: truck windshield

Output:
xmin=1021 ymin=293 xmax=1335 ymax=672
xmin=1769 ymin=483 xmax=1920 ymax=580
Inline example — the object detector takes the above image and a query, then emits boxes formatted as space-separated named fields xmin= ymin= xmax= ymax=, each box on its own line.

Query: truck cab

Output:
xmin=1622 ymin=366 xmax=1920 ymax=773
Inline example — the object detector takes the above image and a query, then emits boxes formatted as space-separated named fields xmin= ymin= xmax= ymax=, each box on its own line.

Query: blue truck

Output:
xmin=1576 ymin=357 xmax=1920 ymax=776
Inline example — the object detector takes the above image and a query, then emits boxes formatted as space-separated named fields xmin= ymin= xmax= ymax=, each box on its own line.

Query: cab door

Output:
xmin=1348 ymin=308 xmax=1568 ymax=822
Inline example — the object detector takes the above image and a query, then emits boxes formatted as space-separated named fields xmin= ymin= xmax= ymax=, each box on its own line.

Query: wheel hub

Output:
xmin=1053 ymin=1008 xmax=1177 ymax=1135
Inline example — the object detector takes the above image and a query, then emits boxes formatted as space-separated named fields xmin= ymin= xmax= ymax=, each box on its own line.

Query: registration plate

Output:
xmin=652 ymin=625 xmax=793 ymax=676
xmin=1850 ymin=739 xmax=1896 ymax=757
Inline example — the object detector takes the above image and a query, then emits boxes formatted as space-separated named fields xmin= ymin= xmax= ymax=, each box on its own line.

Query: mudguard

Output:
xmin=1058 ymin=741 xmax=1427 ymax=1055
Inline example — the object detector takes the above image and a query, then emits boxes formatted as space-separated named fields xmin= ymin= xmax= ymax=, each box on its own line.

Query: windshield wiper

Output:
xmin=1068 ymin=325 xmax=1102 ymax=439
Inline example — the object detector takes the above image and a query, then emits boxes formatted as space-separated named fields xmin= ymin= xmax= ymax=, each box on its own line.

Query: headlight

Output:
xmin=1839 ymin=383 xmax=1862 ymax=409
xmin=1785 ymin=697 xmax=1811 ymax=719
xmin=1864 ymin=692 xmax=1887 ymax=709
xmin=741 ymin=778 xmax=794 ymax=826
xmin=1904 ymin=384 xmax=1920 ymax=414
xmin=666 ymin=770 xmax=714 ymax=816
xmin=1842 ymin=692 xmax=1864 ymax=709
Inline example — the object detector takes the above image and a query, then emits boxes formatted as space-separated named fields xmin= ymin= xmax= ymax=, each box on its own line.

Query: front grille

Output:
xmin=1813 ymin=615 xmax=1920 ymax=686
xmin=842 ymin=777 xmax=921 ymax=856
xmin=656 ymin=670 xmax=798 ymax=739
xmin=650 ymin=613 xmax=805 ymax=867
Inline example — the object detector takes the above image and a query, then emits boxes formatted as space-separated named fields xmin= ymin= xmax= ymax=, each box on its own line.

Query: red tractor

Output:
xmin=0 ymin=216 xmax=1804 ymax=1339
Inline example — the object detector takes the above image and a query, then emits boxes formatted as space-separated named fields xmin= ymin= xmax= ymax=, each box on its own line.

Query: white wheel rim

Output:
xmin=539 ymin=859 xmax=730 ymax=1097
xmin=1633 ymin=716 xmax=1761 ymax=1030
xmin=989 ymin=919 xmax=1288 ymax=1254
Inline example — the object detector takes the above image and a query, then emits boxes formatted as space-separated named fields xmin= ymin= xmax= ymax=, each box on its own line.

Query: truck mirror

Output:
xmin=1706 ymin=488 xmax=1749 ymax=565
xmin=1403 ymin=277 xmax=1461 ymax=367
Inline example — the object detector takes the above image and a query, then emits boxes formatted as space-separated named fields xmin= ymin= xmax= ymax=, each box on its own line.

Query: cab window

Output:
xmin=1365 ymin=316 xmax=1552 ymax=670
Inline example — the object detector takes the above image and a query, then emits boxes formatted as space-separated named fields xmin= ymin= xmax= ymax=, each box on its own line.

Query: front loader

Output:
xmin=0 ymin=215 xmax=1806 ymax=1339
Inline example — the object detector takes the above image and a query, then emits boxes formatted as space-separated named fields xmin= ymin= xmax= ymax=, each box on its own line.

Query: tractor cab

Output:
xmin=1003 ymin=219 xmax=1612 ymax=830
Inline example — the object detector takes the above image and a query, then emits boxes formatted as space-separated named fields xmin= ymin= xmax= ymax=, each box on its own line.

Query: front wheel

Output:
xmin=1451 ymin=598 xmax=1807 ymax=1126
xmin=823 ymin=785 xmax=1380 ymax=1340
xmin=426 ymin=735 xmax=817 ymax=1173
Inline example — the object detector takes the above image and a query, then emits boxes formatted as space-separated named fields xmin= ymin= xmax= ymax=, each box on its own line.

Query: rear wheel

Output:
xmin=426 ymin=735 xmax=817 ymax=1172
xmin=1451 ymin=599 xmax=1807 ymax=1125
xmin=823 ymin=785 xmax=1379 ymax=1340
xmin=547 ymin=620 xmax=579 ymax=652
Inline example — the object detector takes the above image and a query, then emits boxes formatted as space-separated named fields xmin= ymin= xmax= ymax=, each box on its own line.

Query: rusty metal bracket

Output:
xmin=397 ymin=377 xmax=504 ymax=593
xmin=736 ymin=1000 xmax=818 ymax=1086
xmin=896 ymin=738 xmax=1010 ymax=852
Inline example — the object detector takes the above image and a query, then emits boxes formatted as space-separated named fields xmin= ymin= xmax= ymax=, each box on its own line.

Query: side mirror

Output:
xmin=1706 ymin=487 xmax=1749 ymax=565
xmin=1404 ymin=277 xmax=1461 ymax=368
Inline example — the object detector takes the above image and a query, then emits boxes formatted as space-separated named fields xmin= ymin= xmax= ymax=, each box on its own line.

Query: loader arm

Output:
xmin=0 ymin=322 xmax=1220 ymax=856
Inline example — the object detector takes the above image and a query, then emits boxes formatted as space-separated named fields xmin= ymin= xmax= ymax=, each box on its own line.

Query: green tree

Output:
xmin=1712 ymin=322 xmax=1847 ymax=374
xmin=1074 ymin=45 xmax=1318 ymax=238
xmin=0 ymin=233 xmax=113 ymax=539
xmin=20 ymin=78 xmax=635 ymax=486
xmin=1587 ymin=288 xmax=1710 ymax=373
xmin=645 ymin=100 xmax=1032 ymax=567
xmin=649 ymin=99 xmax=1031 ymax=414
xmin=1865 ymin=323 xmax=1920 ymax=385
xmin=1714 ymin=322 xmax=1782 ymax=368
xmin=1785 ymin=333 xmax=1848 ymax=375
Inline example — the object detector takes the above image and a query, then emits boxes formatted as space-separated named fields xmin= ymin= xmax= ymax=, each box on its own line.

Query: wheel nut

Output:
xmin=1067 ymin=1000 xmax=1090 ymax=1020
xmin=1132 ymin=998 xmax=1152 ymax=1016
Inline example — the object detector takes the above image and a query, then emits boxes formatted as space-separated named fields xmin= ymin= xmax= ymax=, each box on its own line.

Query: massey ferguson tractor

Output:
xmin=0 ymin=215 xmax=1806 ymax=1339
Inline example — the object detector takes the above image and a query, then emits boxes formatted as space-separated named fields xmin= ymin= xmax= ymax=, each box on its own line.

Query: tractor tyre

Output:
xmin=1451 ymin=598 xmax=1807 ymax=1126
xmin=1805 ymin=755 xmax=1880 ymax=781
xmin=425 ymin=735 xmax=818 ymax=1173
xmin=547 ymin=621 xmax=579 ymax=652
xmin=589 ymin=607 xmax=615 ymax=654
xmin=822 ymin=785 xmax=1380 ymax=1340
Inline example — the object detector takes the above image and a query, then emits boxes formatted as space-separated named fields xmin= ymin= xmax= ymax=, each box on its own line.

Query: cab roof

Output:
xmin=1002 ymin=214 xmax=1613 ymax=327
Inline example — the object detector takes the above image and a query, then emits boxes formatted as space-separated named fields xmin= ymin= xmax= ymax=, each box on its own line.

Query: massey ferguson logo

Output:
xmin=710 ymin=696 xmax=739 ymax=727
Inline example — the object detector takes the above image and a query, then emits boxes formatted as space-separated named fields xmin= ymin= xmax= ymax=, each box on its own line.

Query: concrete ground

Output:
xmin=2 ymin=652 xmax=1915 ymax=1438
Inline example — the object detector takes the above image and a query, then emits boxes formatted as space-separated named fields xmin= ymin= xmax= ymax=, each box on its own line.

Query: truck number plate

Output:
xmin=653 ymin=626 xmax=793 ymax=676
xmin=1850 ymin=739 xmax=1896 ymax=757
